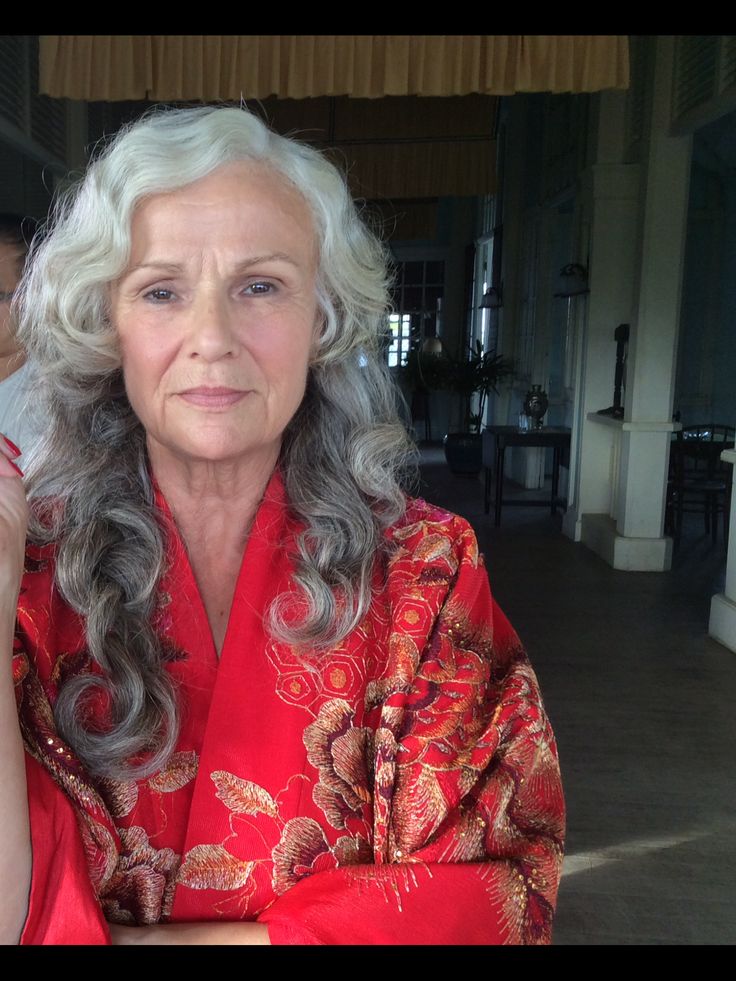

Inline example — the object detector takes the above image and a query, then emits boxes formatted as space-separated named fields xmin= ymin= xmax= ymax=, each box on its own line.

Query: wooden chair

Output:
xmin=667 ymin=424 xmax=734 ymax=547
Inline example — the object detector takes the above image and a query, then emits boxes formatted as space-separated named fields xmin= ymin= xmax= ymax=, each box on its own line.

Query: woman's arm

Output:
xmin=0 ymin=440 xmax=31 ymax=944
xmin=0 ymin=624 xmax=31 ymax=945
xmin=109 ymin=923 xmax=270 ymax=945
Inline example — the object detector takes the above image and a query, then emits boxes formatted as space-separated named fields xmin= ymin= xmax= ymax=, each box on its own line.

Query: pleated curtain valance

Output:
xmin=39 ymin=35 xmax=629 ymax=102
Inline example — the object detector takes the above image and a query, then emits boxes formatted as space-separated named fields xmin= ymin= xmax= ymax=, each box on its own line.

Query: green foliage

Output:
xmin=400 ymin=340 xmax=514 ymax=432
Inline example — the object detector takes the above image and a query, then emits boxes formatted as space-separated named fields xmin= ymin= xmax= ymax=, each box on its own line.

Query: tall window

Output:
xmin=387 ymin=259 xmax=445 ymax=367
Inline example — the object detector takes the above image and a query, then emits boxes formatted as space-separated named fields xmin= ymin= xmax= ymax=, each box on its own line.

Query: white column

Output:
xmin=608 ymin=37 xmax=692 ymax=571
xmin=570 ymin=38 xmax=692 ymax=571
xmin=562 ymin=162 xmax=639 ymax=543
xmin=709 ymin=449 xmax=736 ymax=652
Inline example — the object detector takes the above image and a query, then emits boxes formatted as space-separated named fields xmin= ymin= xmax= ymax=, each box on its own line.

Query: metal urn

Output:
xmin=523 ymin=385 xmax=549 ymax=429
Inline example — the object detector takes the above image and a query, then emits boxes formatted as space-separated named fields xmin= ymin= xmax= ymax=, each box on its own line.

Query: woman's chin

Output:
xmin=147 ymin=432 xmax=281 ymax=474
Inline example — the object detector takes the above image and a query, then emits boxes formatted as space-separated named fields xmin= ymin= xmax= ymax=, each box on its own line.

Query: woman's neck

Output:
xmin=149 ymin=442 xmax=279 ymax=547
xmin=149 ymin=443 xmax=281 ymax=658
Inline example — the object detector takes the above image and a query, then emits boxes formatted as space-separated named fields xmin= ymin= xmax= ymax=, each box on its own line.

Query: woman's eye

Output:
xmin=143 ymin=288 xmax=175 ymax=303
xmin=243 ymin=281 xmax=274 ymax=295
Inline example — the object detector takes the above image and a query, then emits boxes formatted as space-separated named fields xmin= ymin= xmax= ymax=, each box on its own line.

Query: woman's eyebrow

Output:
xmin=124 ymin=253 xmax=300 ymax=277
xmin=121 ymin=261 xmax=184 ymax=277
xmin=231 ymin=252 xmax=300 ymax=271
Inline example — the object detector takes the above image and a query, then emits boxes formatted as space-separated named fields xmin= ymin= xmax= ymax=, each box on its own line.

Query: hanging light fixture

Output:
xmin=554 ymin=263 xmax=589 ymax=297
xmin=480 ymin=285 xmax=503 ymax=309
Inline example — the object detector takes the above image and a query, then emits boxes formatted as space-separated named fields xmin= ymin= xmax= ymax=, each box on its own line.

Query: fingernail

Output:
xmin=3 ymin=436 xmax=21 ymax=458
xmin=9 ymin=460 xmax=24 ymax=477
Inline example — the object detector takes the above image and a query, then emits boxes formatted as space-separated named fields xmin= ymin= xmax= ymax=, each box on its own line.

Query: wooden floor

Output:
xmin=417 ymin=443 xmax=736 ymax=946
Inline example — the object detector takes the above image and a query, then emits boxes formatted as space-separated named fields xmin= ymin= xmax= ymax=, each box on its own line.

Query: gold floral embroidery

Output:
xmin=17 ymin=495 xmax=563 ymax=941
xmin=78 ymin=812 xmax=119 ymax=894
xmin=99 ymin=777 xmax=139 ymax=819
xmin=479 ymin=857 xmax=557 ymax=945
xmin=390 ymin=765 xmax=447 ymax=854
xmin=433 ymin=805 xmax=489 ymax=863
xmin=178 ymin=843 xmax=255 ymax=891
xmin=333 ymin=834 xmax=372 ymax=865
xmin=98 ymin=826 xmax=180 ymax=925
xmin=210 ymin=771 xmax=279 ymax=818
xmin=149 ymin=750 xmax=198 ymax=794
xmin=271 ymin=817 xmax=332 ymax=895
xmin=413 ymin=534 xmax=455 ymax=566
xmin=17 ymin=665 xmax=109 ymax=815
xmin=303 ymin=699 xmax=373 ymax=830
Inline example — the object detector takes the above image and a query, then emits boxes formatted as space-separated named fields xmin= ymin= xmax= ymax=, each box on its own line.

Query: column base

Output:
xmin=581 ymin=514 xmax=673 ymax=571
xmin=562 ymin=506 xmax=583 ymax=542
xmin=709 ymin=593 xmax=736 ymax=653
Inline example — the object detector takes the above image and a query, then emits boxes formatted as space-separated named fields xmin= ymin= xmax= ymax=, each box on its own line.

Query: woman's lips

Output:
xmin=178 ymin=387 xmax=249 ymax=408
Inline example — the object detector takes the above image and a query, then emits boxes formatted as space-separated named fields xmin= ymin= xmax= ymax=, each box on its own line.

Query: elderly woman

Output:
xmin=0 ymin=106 xmax=564 ymax=946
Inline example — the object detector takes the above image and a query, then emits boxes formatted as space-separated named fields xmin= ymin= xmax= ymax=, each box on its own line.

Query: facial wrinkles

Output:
xmin=112 ymin=162 xmax=320 ymax=467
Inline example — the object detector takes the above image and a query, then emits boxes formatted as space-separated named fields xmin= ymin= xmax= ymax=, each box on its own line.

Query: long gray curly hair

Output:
xmin=15 ymin=106 xmax=415 ymax=779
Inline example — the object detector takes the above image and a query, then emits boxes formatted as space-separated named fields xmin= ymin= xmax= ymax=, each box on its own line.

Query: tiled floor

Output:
xmin=416 ymin=443 xmax=736 ymax=945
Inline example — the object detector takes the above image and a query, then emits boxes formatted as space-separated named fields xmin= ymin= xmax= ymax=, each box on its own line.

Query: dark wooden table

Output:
xmin=483 ymin=425 xmax=572 ymax=527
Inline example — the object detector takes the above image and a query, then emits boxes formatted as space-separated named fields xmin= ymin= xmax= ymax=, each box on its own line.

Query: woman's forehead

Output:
xmin=134 ymin=161 xmax=311 ymax=221
xmin=126 ymin=162 xmax=318 ymax=265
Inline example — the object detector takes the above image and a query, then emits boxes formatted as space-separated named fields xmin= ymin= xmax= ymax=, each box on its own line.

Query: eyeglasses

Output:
xmin=0 ymin=291 xmax=15 ymax=302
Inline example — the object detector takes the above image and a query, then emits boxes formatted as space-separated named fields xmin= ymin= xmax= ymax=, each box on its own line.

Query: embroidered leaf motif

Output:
xmin=415 ymin=534 xmax=453 ymax=565
xmin=391 ymin=521 xmax=424 ymax=541
xmin=178 ymin=844 xmax=255 ymax=890
xmin=210 ymin=770 xmax=278 ymax=818
xmin=149 ymin=750 xmax=198 ymax=793
xmin=101 ymin=777 xmax=139 ymax=818
xmin=79 ymin=813 xmax=119 ymax=893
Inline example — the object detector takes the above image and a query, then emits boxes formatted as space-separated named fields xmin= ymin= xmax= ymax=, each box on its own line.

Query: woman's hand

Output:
xmin=0 ymin=434 xmax=30 ymax=945
xmin=0 ymin=435 xmax=27 ymax=621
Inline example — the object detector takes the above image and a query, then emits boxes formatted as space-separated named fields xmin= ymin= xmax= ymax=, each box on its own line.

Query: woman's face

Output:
xmin=110 ymin=161 xmax=320 ymax=474
xmin=0 ymin=241 xmax=23 ymax=358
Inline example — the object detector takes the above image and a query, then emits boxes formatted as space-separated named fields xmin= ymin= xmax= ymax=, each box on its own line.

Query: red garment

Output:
xmin=14 ymin=471 xmax=565 ymax=945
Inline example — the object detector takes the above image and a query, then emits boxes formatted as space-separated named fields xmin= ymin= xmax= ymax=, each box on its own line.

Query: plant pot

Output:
xmin=443 ymin=432 xmax=483 ymax=476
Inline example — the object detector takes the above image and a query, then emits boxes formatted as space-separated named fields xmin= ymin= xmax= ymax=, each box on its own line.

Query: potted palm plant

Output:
xmin=401 ymin=340 xmax=514 ymax=475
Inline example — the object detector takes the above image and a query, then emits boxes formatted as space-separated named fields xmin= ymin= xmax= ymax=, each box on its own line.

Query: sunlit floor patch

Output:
xmin=562 ymin=829 xmax=711 ymax=876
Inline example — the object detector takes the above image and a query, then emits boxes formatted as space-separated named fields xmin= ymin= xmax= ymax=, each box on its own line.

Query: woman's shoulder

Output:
xmin=382 ymin=495 xmax=483 ymax=584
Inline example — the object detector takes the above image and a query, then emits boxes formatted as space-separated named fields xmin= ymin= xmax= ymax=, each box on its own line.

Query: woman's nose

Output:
xmin=186 ymin=290 xmax=236 ymax=361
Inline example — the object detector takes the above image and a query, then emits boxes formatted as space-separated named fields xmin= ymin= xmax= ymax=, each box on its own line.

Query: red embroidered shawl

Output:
xmin=14 ymin=471 xmax=565 ymax=945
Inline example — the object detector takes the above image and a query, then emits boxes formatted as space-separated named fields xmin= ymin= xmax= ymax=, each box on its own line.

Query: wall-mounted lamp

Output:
xmin=480 ymin=285 xmax=503 ymax=309
xmin=554 ymin=262 xmax=589 ymax=298
xmin=421 ymin=336 xmax=444 ymax=355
